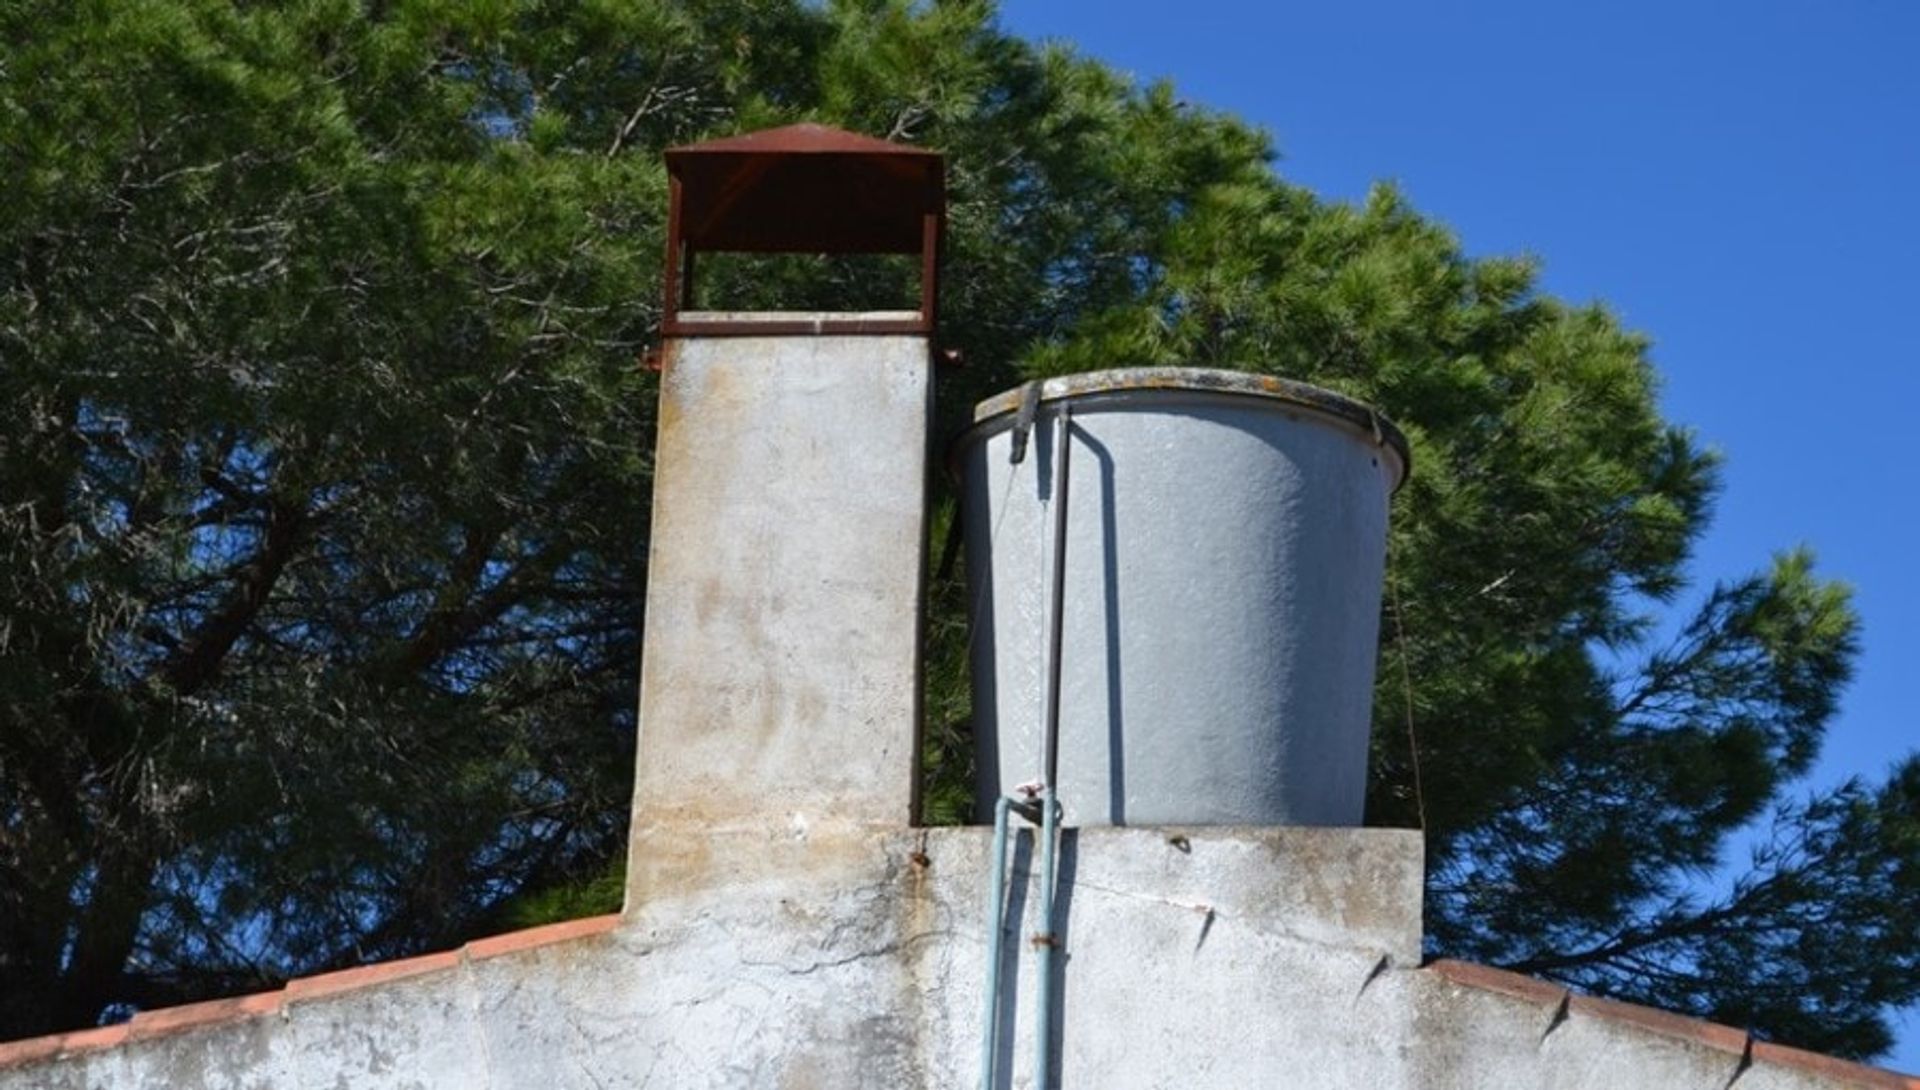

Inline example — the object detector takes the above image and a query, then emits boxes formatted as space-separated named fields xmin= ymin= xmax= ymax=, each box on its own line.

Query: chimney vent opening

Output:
xmin=662 ymin=123 xmax=945 ymax=337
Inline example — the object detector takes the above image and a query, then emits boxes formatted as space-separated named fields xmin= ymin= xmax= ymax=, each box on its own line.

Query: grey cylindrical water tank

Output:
xmin=957 ymin=368 xmax=1408 ymax=827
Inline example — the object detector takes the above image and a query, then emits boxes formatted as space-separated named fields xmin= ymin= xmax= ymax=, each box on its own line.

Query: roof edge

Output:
xmin=6 ymin=938 xmax=1911 ymax=1086
xmin=666 ymin=121 xmax=939 ymax=160
xmin=0 ymin=914 xmax=621 ymax=1072
xmin=1426 ymin=959 xmax=1919 ymax=1089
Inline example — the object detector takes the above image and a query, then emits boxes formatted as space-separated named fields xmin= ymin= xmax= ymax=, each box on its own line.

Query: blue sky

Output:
xmin=995 ymin=0 xmax=1920 ymax=1070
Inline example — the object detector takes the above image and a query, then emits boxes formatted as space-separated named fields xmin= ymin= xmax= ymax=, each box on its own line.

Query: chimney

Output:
xmin=626 ymin=125 xmax=943 ymax=902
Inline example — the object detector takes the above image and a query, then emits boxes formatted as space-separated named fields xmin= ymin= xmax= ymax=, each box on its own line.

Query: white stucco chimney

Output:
xmin=625 ymin=125 xmax=944 ymax=905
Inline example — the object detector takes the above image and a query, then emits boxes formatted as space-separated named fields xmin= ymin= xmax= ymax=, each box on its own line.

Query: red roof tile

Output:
xmin=1750 ymin=1040 xmax=1920 ymax=1090
xmin=465 ymin=913 xmax=620 ymax=961
xmin=0 ymin=1034 xmax=64 ymax=1071
xmin=51 ymin=1023 xmax=130 ymax=1058
xmin=128 ymin=991 xmax=283 ymax=1040
xmin=0 ymin=913 xmax=622 ymax=1072
xmin=1428 ymin=958 xmax=1568 ymax=1008
xmin=283 ymin=949 xmax=462 ymax=1004
xmin=1427 ymin=958 xmax=1920 ymax=1088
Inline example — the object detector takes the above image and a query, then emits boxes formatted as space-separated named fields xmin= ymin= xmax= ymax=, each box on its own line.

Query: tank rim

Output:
xmin=956 ymin=367 xmax=1410 ymax=491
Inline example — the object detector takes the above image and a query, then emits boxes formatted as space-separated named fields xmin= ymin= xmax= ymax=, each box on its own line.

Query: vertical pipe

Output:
xmin=660 ymin=175 xmax=684 ymax=331
xmin=977 ymin=796 xmax=1012 ymax=1090
xmin=1043 ymin=405 xmax=1073 ymax=793
xmin=979 ymin=405 xmax=1074 ymax=1090
xmin=1035 ymin=787 xmax=1060 ymax=1089
xmin=1035 ymin=405 xmax=1072 ymax=1090
xmin=919 ymin=209 xmax=942 ymax=332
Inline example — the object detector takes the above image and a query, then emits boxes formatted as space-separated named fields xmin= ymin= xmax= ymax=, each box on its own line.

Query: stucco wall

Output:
xmin=627 ymin=329 xmax=930 ymax=837
xmin=5 ymin=824 xmax=1905 ymax=1088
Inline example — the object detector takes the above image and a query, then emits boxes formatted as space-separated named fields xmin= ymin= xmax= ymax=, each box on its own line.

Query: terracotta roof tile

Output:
xmin=1565 ymin=992 xmax=1749 ymax=1056
xmin=0 ymin=1023 xmax=129 ymax=1071
xmin=1429 ymin=959 xmax=1920 ymax=1088
xmin=53 ymin=1023 xmax=130 ymax=1056
xmin=128 ymin=991 xmax=284 ymax=1040
xmin=283 ymin=949 xmax=462 ymax=1005
xmin=1428 ymin=958 xmax=1569 ymax=1008
xmin=0 ymin=913 xmax=624 ymax=1072
xmin=464 ymin=913 xmax=620 ymax=961
xmin=0 ymin=1033 xmax=64 ymax=1071
xmin=1750 ymin=1039 xmax=1920 ymax=1090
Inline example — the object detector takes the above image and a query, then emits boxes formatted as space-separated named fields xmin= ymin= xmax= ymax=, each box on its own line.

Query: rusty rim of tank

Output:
xmin=957 ymin=367 xmax=1411 ymax=490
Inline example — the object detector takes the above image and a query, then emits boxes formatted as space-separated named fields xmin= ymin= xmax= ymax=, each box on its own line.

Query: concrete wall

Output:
xmin=628 ymin=328 xmax=929 ymax=840
xmin=5 ymin=825 xmax=1905 ymax=1088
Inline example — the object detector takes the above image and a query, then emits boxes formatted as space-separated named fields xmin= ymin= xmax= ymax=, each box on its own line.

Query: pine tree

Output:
xmin=2 ymin=0 xmax=1913 ymax=1058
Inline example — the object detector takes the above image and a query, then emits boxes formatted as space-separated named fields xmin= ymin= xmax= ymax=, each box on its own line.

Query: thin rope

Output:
xmin=960 ymin=455 xmax=1023 ymax=663
xmin=1387 ymin=559 xmax=1427 ymax=832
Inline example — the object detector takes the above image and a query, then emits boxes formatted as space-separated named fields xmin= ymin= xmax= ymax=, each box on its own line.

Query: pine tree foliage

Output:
xmin=2 ymin=0 xmax=1914 ymax=1059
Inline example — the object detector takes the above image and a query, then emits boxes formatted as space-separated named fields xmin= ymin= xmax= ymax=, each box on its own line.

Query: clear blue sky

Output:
xmin=995 ymin=0 xmax=1920 ymax=1071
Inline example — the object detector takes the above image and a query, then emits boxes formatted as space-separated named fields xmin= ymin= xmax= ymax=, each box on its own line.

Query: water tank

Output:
xmin=957 ymin=368 xmax=1408 ymax=827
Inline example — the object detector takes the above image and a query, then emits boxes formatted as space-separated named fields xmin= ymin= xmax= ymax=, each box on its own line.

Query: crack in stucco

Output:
xmin=1066 ymin=877 xmax=1405 ymax=964
xmin=457 ymin=961 xmax=499 ymax=1090
xmin=737 ymin=928 xmax=956 ymax=977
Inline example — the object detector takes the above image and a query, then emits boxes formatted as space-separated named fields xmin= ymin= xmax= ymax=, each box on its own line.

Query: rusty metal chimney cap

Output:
xmin=664 ymin=123 xmax=944 ymax=255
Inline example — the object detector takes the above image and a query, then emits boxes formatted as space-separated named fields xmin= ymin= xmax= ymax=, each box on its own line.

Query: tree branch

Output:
xmin=155 ymin=498 xmax=306 ymax=697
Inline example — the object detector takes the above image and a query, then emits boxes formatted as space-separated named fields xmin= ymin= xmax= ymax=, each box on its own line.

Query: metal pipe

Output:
xmin=977 ymin=795 xmax=1013 ymax=1090
xmin=1035 ymin=789 xmax=1060 ymax=1088
xmin=975 ymin=394 xmax=1058 ymax=1090
xmin=1035 ymin=405 xmax=1072 ymax=1090
xmin=977 ymin=405 xmax=1075 ymax=1090
xmin=1043 ymin=405 xmax=1072 ymax=792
